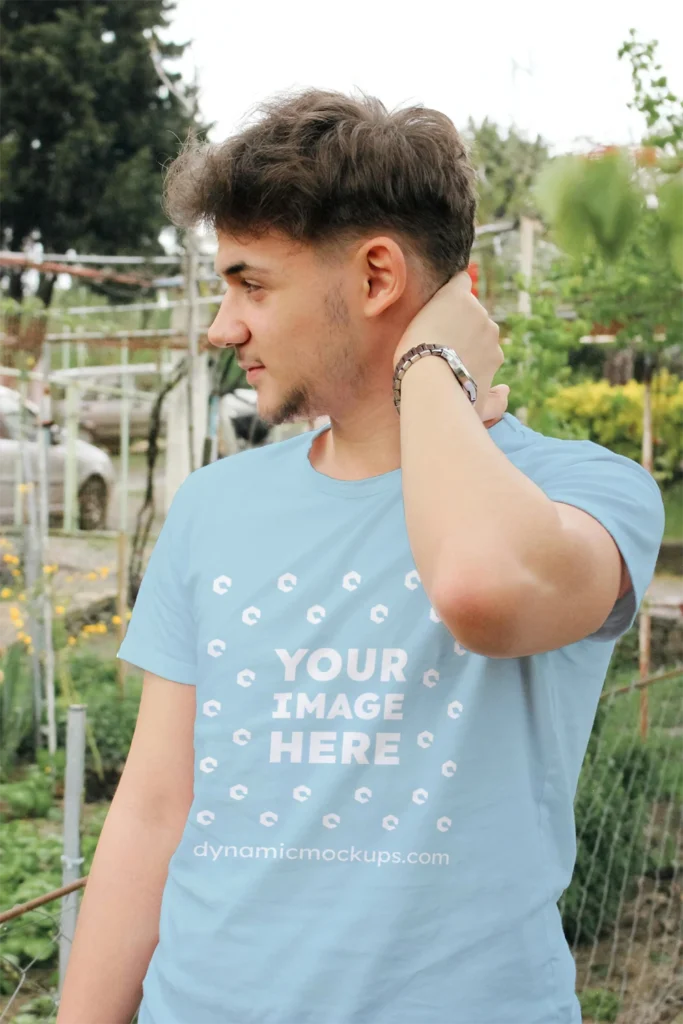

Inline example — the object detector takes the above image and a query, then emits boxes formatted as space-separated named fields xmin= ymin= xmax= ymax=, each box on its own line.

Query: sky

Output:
xmin=161 ymin=0 xmax=683 ymax=155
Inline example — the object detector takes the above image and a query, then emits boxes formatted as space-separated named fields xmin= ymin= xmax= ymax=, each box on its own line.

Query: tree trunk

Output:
xmin=603 ymin=345 xmax=634 ymax=385
xmin=37 ymin=272 xmax=56 ymax=307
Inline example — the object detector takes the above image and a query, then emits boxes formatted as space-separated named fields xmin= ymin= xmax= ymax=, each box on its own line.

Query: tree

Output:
xmin=464 ymin=119 xmax=549 ymax=312
xmin=0 ymin=0 xmax=200 ymax=306
xmin=534 ymin=32 xmax=682 ymax=476
xmin=465 ymin=118 xmax=549 ymax=224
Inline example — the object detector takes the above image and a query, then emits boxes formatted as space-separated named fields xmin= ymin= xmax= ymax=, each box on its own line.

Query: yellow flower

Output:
xmin=17 ymin=631 xmax=25 ymax=640
xmin=67 ymin=636 xmax=77 ymax=646
xmin=27 ymin=356 xmax=35 ymax=368
xmin=3 ymin=553 xmax=15 ymax=564
xmin=23 ymin=635 xmax=32 ymax=645
xmin=86 ymin=571 xmax=98 ymax=581
xmin=15 ymin=619 xmax=24 ymax=631
xmin=112 ymin=614 xmax=122 ymax=625
xmin=11 ymin=569 xmax=21 ymax=578
xmin=9 ymin=606 xmax=20 ymax=619
xmin=99 ymin=567 xmax=110 ymax=578
xmin=55 ymin=605 xmax=65 ymax=616
xmin=99 ymin=623 xmax=107 ymax=633
xmin=125 ymin=610 xmax=132 ymax=620
xmin=1 ymin=588 xmax=13 ymax=598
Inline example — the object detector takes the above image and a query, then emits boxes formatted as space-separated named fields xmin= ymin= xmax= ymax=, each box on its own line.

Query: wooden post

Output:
xmin=517 ymin=216 xmax=535 ymax=315
xmin=639 ymin=603 xmax=651 ymax=740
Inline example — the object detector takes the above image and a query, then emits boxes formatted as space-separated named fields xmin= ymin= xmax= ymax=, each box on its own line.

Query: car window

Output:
xmin=1 ymin=406 xmax=39 ymax=442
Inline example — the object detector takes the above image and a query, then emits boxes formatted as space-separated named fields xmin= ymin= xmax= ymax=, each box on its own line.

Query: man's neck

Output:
xmin=308 ymin=402 xmax=401 ymax=481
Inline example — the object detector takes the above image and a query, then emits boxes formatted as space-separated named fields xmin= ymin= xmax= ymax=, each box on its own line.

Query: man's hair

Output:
xmin=164 ymin=88 xmax=477 ymax=285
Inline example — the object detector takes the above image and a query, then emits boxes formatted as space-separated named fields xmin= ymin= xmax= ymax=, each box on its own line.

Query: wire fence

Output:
xmin=1 ymin=661 xmax=681 ymax=1024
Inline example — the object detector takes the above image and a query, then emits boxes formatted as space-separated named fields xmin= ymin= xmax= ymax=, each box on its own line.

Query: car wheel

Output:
xmin=78 ymin=475 xmax=108 ymax=531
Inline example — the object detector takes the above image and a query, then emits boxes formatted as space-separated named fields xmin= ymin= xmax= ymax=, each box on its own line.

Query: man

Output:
xmin=57 ymin=90 xmax=664 ymax=1024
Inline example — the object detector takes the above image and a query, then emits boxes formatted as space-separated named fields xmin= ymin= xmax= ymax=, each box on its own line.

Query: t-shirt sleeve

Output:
xmin=116 ymin=476 xmax=197 ymax=684
xmin=532 ymin=440 xmax=665 ymax=642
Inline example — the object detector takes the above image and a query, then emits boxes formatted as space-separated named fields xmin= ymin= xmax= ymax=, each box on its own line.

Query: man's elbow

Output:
xmin=435 ymin=578 xmax=522 ymax=659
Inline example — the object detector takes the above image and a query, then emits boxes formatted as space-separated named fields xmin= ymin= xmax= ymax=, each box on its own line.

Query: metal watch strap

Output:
xmin=392 ymin=343 xmax=478 ymax=414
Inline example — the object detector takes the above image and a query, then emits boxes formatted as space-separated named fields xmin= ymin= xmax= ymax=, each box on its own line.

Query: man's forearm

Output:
xmin=56 ymin=801 xmax=184 ymax=1024
xmin=397 ymin=354 xmax=576 ymax=641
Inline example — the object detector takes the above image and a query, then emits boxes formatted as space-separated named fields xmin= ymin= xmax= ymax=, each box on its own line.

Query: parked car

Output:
xmin=0 ymin=385 xmax=116 ymax=530
xmin=53 ymin=388 xmax=160 ymax=452
xmin=55 ymin=385 xmax=273 ymax=454
xmin=219 ymin=388 xmax=272 ymax=446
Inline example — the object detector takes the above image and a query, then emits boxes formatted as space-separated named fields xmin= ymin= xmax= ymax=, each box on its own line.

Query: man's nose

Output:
xmin=207 ymin=299 xmax=250 ymax=349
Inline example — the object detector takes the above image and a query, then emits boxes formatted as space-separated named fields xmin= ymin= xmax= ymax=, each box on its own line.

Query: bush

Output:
xmin=55 ymin=652 xmax=142 ymax=801
xmin=543 ymin=369 xmax=683 ymax=483
xmin=579 ymin=988 xmax=621 ymax=1023
xmin=562 ymin=742 xmax=650 ymax=946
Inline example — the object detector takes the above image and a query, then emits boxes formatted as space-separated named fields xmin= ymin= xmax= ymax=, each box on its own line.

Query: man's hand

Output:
xmin=481 ymin=383 xmax=510 ymax=428
xmin=394 ymin=270 xmax=505 ymax=423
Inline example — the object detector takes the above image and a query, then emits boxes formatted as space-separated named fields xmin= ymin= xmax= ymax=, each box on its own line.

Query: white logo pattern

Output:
xmin=210 ymin=567 xmax=467 ymax=834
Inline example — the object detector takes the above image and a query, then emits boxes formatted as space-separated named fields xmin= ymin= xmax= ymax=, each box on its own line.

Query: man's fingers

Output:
xmin=481 ymin=384 xmax=510 ymax=428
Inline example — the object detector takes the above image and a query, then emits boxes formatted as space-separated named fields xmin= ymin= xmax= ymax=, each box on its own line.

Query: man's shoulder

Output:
xmin=494 ymin=413 xmax=661 ymax=498
xmin=182 ymin=427 xmax=312 ymax=493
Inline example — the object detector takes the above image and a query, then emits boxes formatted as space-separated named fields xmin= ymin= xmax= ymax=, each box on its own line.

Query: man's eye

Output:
xmin=242 ymin=281 xmax=261 ymax=294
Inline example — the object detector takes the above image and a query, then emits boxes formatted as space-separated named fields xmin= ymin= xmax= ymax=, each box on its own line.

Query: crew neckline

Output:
xmin=300 ymin=414 xmax=521 ymax=498
xmin=302 ymin=423 xmax=402 ymax=497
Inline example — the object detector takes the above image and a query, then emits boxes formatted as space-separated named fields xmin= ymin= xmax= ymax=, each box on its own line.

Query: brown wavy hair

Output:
xmin=164 ymin=88 xmax=477 ymax=285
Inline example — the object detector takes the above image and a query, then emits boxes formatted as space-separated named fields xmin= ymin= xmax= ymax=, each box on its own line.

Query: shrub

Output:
xmin=55 ymin=653 xmax=142 ymax=800
xmin=562 ymin=744 xmax=650 ymax=947
xmin=579 ymin=988 xmax=621 ymax=1023
xmin=542 ymin=369 xmax=683 ymax=483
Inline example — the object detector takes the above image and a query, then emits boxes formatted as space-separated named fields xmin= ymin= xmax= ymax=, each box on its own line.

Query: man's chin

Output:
xmin=258 ymin=385 xmax=315 ymax=427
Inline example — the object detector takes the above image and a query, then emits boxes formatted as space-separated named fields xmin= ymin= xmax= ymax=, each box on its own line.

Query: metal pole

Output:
xmin=117 ymin=341 xmax=130 ymax=694
xmin=58 ymin=704 xmax=87 ymax=999
xmin=19 ymin=397 xmax=44 ymax=755
xmin=185 ymin=233 xmax=199 ymax=474
xmin=37 ymin=338 xmax=56 ymax=754
xmin=63 ymin=382 xmax=79 ymax=533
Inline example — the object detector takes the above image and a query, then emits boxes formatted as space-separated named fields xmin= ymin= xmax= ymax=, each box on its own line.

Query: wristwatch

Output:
xmin=392 ymin=343 xmax=478 ymax=414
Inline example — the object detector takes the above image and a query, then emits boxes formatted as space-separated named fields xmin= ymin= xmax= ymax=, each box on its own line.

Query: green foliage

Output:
xmin=561 ymin=738 xmax=650 ymax=947
xmin=0 ymin=0 xmax=200 ymax=261
xmin=0 ymin=643 xmax=34 ymax=780
xmin=0 ymin=764 xmax=55 ymax=820
xmin=579 ymin=988 xmax=621 ymax=1022
xmin=56 ymin=654 xmax=142 ymax=800
xmin=562 ymin=669 xmax=683 ymax=946
xmin=536 ymin=151 xmax=643 ymax=263
xmin=0 ymin=807 xmax=107 ymax=998
xmin=544 ymin=370 xmax=683 ymax=483
xmin=465 ymin=118 xmax=549 ymax=223
xmin=496 ymin=271 xmax=589 ymax=430
xmin=534 ymin=32 xmax=682 ymax=373
xmin=618 ymin=29 xmax=683 ymax=163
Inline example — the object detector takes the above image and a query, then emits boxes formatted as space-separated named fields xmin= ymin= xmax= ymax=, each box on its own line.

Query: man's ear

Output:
xmin=355 ymin=236 xmax=408 ymax=319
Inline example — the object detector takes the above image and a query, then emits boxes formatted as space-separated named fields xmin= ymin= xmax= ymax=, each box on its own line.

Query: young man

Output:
xmin=57 ymin=90 xmax=664 ymax=1024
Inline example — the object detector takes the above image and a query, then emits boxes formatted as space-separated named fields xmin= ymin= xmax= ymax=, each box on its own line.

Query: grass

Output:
xmin=599 ymin=666 xmax=683 ymax=803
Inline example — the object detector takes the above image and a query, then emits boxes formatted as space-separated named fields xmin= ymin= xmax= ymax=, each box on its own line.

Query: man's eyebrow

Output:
xmin=215 ymin=261 xmax=272 ymax=278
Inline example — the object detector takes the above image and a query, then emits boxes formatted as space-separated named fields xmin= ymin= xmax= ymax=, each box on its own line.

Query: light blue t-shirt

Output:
xmin=117 ymin=413 xmax=664 ymax=1024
